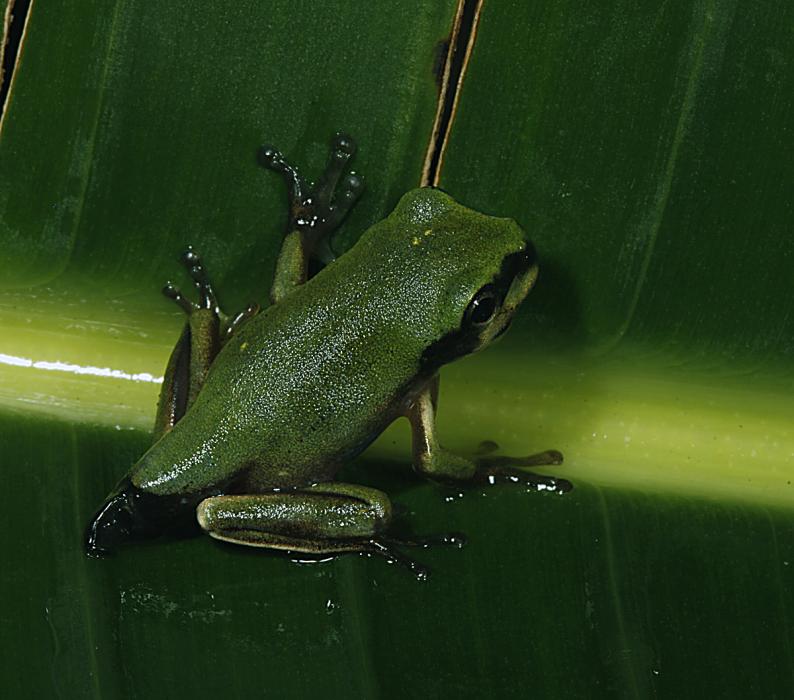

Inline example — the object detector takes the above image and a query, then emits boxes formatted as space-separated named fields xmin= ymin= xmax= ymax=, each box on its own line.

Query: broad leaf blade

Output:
xmin=1 ymin=1 xmax=793 ymax=698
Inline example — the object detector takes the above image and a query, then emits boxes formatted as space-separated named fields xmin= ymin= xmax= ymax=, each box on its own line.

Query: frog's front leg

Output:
xmin=258 ymin=133 xmax=364 ymax=304
xmin=153 ymin=248 xmax=258 ymax=440
xmin=407 ymin=376 xmax=572 ymax=493
xmin=196 ymin=483 xmax=447 ymax=579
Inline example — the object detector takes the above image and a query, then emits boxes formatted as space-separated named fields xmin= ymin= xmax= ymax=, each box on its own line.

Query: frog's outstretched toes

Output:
xmin=363 ymin=532 xmax=466 ymax=581
xmin=474 ymin=463 xmax=572 ymax=494
xmin=258 ymin=132 xmax=364 ymax=241
xmin=471 ymin=448 xmax=571 ymax=493
xmin=162 ymin=246 xmax=221 ymax=317
xmin=366 ymin=539 xmax=431 ymax=581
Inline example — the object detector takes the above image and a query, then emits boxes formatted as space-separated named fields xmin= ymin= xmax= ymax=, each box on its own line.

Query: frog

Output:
xmin=85 ymin=133 xmax=571 ymax=578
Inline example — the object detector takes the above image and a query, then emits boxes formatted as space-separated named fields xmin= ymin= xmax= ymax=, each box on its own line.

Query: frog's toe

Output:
xmin=324 ymin=172 xmax=364 ymax=230
xmin=316 ymin=135 xmax=355 ymax=198
xmin=366 ymin=540 xmax=431 ymax=581
xmin=257 ymin=144 xmax=283 ymax=169
xmin=257 ymin=144 xmax=308 ymax=204
xmin=162 ymin=281 xmax=198 ymax=314
xmin=315 ymin=133 xmax=361 ymax=210
xmin=338 ymin=172 xmax=365 ymax=204
xmin=331 ymin=131 xmax=356 ymax=158
xmin=180 ymin=247 xmax=218 ymax=310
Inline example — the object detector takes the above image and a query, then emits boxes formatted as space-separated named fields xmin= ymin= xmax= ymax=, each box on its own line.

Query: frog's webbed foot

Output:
xmin=259 ymin=133 xmax=363 ymax=246
xmin=259 ymin=133 xmax=364 ymax=303
xmin=366 ymin=533 xmax=466 ymax=581
xmin=473 ymin=450 xmax=572 ymax=494
xmin=162 ymin=247 xmax=258 ymax=341
xmin=154 ymin=248 xmax=258 ymax=439
xmin=162 ymin=247 xmax=218 ymax=315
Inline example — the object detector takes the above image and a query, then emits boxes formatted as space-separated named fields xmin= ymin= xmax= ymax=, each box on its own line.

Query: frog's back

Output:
xmin=203 ymin=251 xmax=431 ymax=478
xmin=131 ymin=188 xmax=523 ymax=496
xmin=133 ymin=228 xmax=434 ymax=495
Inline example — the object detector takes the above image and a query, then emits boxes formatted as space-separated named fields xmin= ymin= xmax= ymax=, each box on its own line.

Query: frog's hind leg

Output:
xmin=258 ymin=133 xmax=364 ymax=304
xmin=196 ymin=483 xmax=458 ymax=580
xmin=153 ymin=248 xmax=258 ymax=440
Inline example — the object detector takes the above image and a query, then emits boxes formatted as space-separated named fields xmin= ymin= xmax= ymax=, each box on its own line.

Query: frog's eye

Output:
xmin=465 ymin=285 xmax=499 ymax=327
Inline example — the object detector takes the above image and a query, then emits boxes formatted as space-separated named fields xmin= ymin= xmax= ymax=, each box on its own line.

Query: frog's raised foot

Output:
xmin=162 ymin=246 xmax=219 ymax=316
xmin=162 ymin=248 xmax=258 ymax=336
xmin=258 ymin=132 xmax=364 ymax=244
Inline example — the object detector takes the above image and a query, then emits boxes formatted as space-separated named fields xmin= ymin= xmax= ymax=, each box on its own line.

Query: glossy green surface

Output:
xmin=443 ymin=0 xmax=794 ymax=364
xmin=0 ymin=1 xmax=454 ymax=290
xmin=1 ymin=0 xmax=793 ymax=697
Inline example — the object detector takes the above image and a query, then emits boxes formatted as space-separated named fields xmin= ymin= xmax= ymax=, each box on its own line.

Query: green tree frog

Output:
xmin=85 ymin=134 xmax=571 ymax=577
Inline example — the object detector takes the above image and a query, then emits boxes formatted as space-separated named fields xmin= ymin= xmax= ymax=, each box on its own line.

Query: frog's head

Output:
xmin=384 ymin=188 xmax=539 ymax=372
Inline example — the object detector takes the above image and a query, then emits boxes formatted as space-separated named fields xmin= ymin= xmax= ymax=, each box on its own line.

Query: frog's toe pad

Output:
xmin=257 ymin=145 xmax=283 ymax=169
xmin=162 ymin=282 xmax=198 ymax=314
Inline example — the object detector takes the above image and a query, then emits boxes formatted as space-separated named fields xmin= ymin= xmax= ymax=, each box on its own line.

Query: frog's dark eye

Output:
xmin=465 ymin=285 xmax=499 ymax=327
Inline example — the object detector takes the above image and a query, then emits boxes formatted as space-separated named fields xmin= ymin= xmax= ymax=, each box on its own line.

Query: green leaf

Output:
xmin=2 ymin=2 xmax=793 ymax=698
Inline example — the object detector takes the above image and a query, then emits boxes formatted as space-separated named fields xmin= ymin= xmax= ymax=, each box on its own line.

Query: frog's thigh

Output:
xmin=196 ymin=483 xmax=392 ymax=553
